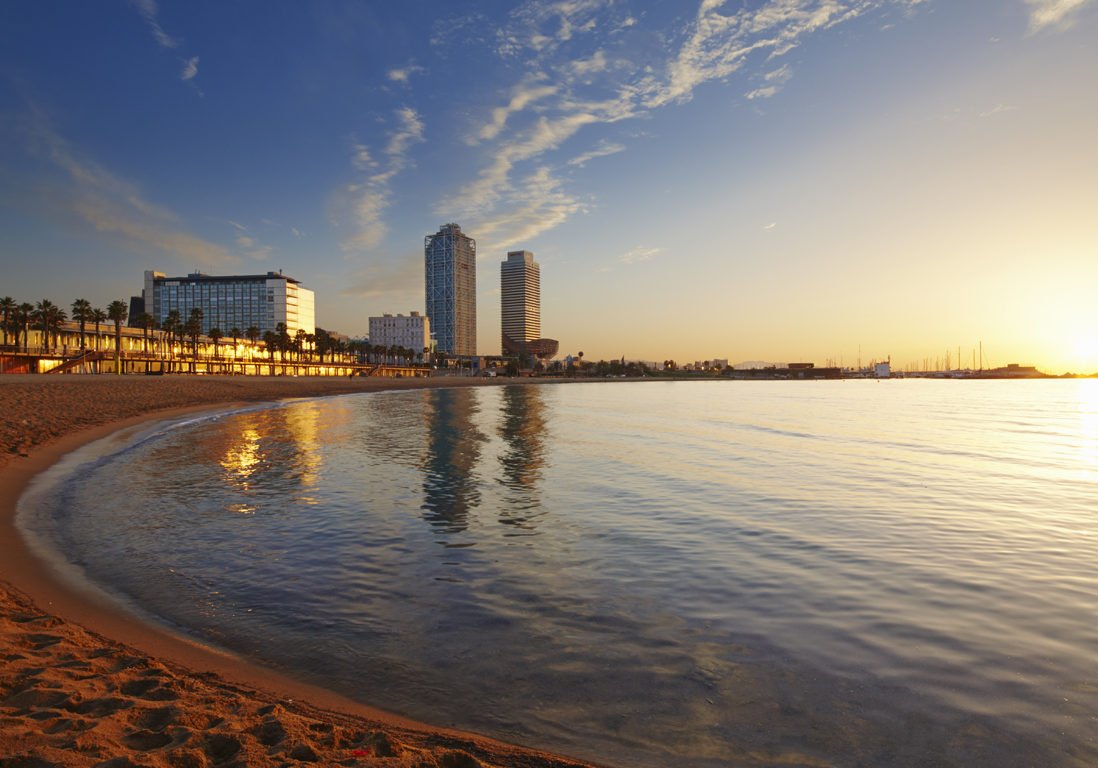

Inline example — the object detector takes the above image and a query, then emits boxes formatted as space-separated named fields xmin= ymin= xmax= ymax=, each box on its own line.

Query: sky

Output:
xmin=1 ymin=0 xmax=1096 ymax=372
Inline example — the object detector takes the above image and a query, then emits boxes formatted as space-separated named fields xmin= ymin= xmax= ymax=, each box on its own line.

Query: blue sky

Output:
xmin=1 ymin=0 xmax=1096 ymax=371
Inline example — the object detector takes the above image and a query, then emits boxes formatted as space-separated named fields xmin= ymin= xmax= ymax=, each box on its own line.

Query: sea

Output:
xmin=18 ymin=379 xmax=1098 ymax=767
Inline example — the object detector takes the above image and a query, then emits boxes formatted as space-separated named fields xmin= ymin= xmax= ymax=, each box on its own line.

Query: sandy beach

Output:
xmin=0 ymin=374 xmax=603 ymax=768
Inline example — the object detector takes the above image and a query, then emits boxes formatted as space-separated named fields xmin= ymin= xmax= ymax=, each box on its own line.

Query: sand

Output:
xmin=0 ymin=374 xmax=602 ymax=768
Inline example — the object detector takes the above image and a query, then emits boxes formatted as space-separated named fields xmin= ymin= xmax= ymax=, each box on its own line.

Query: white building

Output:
xmin=369 ymin=312 xmax=431 ymax=352
xmin=143 ymin=270 xmax=315 ymax=336
xmin=875 ymin=361 xmax=891 ymax=378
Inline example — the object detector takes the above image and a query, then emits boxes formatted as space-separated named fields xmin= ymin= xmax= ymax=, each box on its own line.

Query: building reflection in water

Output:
xmin=496 ymin=385 xmax=550 ymax=536
xmin=420 ymin=388 xmax=488 ymax=538
xmin=214 ymin=402 xmax=325 ymax=514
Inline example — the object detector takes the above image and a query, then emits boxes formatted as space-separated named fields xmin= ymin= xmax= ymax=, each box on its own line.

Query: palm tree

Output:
xmin=294 ymin=329 xmax=307 ymax=364
xmin=136 ymin=313 xmax=156 ymax=349
xmin=16 ymin=302 xmax=34 ymax=353
xmin=229 ymin=326 xmax=241 ymax=372
xmin=135 ymin=313 xmax=156 ymax=372
xmin=33 ymin=300 xmax=58 ymax=352
xmin=71 ymin=298 xmax=92 ymax=352
xmin=107 ymin=300 xmax=128 ymax=374
xmin=163 ymin=310 xmax=182 ymax=372
xmin=262 ymin=330 xmax=277 ymax=375
xmin=245 ymin=326 xmax=260 ymax=374
xmin=1 ymin=296 xmax=16 ymax=347
xmin=304 ymin=332 xmax=316 ymax=365
xmin=273 ymin=323 xmax=290 ymax=373
xmin=208 ymin=327 xmax=223 ymax=370
xmin=185 ymin=309 xmax=203 ymax=373
xmin=48 ymin=303 xmax=68 ymax=352
xmin=187 ymin=308 xmax=204 ymax=372
xmin=91 ymin=307 xmax=107 ymax=354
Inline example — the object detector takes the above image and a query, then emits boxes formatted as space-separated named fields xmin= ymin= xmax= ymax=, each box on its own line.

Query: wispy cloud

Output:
xmin=130 ymin=0 xmax=179 ymax=49
xmin=387 ymin=63 xmax=426 ymax=83
xmin=567 ymin=138 xmax=625 ymax=167
xmin=1025 ymin=0 xmax=1096 ymax=30
xmin=746 ymin=63 xmax=793 ymax=99
xmin=980 ymin=103 xmax=1019 ymax=117
xmin=764 ymin=221 xmax=777 ymax=230
xmin=618 ymin=246 xmax=660 ymax=264
xmin=476 ymin=79 xmax=559 ymax=142
xmin=471 ymin=167 xmax=585 ymax=255
xmin=180 ymin=56 xmax=199 ymax=81
xmin=2 ymin=105 xmax=239 ymax=266
xmin=228 ymin=223 xmax=274 ymax=260
xmin=442 ymin=0 xmax=927 ymax=249
xmin=335 ymin=107 xmax=426 ymax=253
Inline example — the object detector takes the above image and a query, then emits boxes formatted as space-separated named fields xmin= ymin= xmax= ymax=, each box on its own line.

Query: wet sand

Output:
xmin=0 ymin=374 xmax=603 ymax=768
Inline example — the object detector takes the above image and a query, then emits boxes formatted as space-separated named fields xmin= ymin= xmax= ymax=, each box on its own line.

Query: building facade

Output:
xmin=500 ymin=251 xmax=540 ymax=355
xmin=143 ymin=270 xmax=315 ymax=337
xmin=425 ymin=223 xmax=476 ymax=356
xmin=368 ymin=312 xmax=431 ymax=353
xmin=499 ymin=250 xmax=558 ymax=360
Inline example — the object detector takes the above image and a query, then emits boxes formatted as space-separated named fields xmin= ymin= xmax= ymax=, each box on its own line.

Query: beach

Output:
xmin=0 ymin=374 xmax=602 ymax=768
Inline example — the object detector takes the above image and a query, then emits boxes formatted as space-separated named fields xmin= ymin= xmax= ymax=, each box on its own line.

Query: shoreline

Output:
xmin=0 ymin=375 xmax=607 ymax=767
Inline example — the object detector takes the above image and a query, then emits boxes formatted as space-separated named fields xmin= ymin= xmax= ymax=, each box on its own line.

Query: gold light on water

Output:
xmin=220 ymin=428 xmax=261 ymax=476
xmin=1079 ymin=380 xmax=1098 ymax=467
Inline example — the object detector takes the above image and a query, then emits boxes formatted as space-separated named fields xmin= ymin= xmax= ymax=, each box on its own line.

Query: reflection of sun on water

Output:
xmin=1079 ymin=380 xmax=1098 ymax=467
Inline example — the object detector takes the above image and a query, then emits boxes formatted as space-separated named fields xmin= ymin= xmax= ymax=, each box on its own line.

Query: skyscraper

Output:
xmin=500 ymin=250 xmax=540 ymax=354
xmin=425 ymin=223 xmax=476 ymax=356
xmin=500 ymin=250 xmax=559 ymax=360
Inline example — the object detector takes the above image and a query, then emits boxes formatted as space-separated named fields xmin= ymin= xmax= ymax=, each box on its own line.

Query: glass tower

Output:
xmin=425 ymin=223 xmax=476 ymax=356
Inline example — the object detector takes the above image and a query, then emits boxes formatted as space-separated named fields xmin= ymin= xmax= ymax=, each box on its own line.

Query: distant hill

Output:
xmin=732 ymin=361 xmax=786 ymax=370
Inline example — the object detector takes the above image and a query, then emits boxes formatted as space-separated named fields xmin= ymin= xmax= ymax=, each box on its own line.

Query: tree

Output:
xmin=16 ymin=303 xmax=34 ymax=353
xmin=136 ymin=313 xmax=156 ymax=352
xmin=185 ymin=309 xmax=203 ymax=373
xmin=91 ymin=307 xmax=107 ymax=353
xmin=208 ymin=327 xmax=224 ymax=367
xmin=274 ymin=322 xmax=289 ymax=369
xmin=294 ymin=329 xmax=307 ymax=363
xmin=133 ymin=313 xmax=156 ymax=372
xmin=0 ymin=297 xmax=14 ymax=347
xmin=262 ymin=330 xmax=277 ymax=375
xmin=107 ymin=300 xmax=129 ymax=373
xmin=229 ymin=327 xmax=241 ymax=369
xmin=163 ymin=310 xmax=182 ymax=372
xmin=33 ymin=300 xmax=63 ymax=353
xmin=71 ymin=298 xmax=92 ymax=352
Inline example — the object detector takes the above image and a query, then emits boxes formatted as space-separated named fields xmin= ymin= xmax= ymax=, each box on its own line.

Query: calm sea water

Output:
xmin=28 ymin=380 xmax=1098 ymax=766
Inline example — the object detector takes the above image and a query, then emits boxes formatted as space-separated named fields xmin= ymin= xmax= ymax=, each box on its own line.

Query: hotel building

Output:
xmin=424 ymin=223 xmax=476 ymax=356
xmin=142 ymin=270 xmax=315 ymax=336
xmin=500 ymin=250 xmax=558 ymax=360
xmin=500 ymin=251 xmax=540 ymax=354
xmin=368 ymin=312 xmax=431 ymax=352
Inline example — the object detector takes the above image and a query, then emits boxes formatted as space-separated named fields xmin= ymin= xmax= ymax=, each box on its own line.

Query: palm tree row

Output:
xmin=2 ymin=293 xmax=432 ymax=375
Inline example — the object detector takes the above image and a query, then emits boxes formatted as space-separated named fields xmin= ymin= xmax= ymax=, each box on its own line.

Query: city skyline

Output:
xmin=1 ymin=1 xmax=1096 ymax=372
